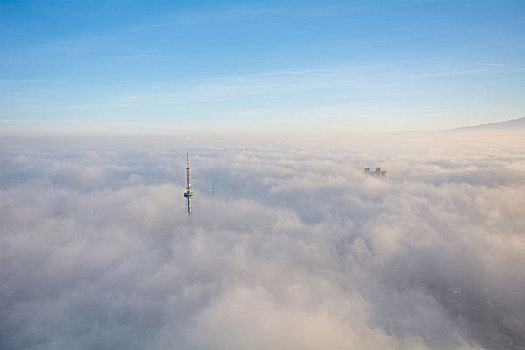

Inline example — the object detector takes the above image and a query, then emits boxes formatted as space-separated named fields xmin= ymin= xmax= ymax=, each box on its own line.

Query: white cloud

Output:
xmin=1 ymin=132 xmax=524 ymax=349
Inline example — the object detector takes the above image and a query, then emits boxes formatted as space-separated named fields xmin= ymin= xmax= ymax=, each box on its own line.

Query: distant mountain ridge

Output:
xmin=452 ymin=116 xmax=525 ymax=131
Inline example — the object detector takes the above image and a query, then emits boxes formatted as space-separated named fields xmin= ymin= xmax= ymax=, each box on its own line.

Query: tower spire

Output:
xmin=183 ymin=152 xmax=195 ymax=214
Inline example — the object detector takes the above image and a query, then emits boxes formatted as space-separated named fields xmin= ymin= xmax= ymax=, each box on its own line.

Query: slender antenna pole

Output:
xmin=183 ymin=152 xmax=195 ymax=214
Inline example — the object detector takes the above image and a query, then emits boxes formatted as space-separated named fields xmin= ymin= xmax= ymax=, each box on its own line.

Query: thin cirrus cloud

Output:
xmin=474 ymin=63 xmax=505 ymax=67
xmin=1 ymin=132 xmax=524 ymax=350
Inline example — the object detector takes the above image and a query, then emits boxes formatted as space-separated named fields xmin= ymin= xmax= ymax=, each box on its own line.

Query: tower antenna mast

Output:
xmin=183 ymin=152 xmax=195 ymax=214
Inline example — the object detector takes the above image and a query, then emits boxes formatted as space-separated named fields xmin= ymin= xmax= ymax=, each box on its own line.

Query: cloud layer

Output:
xmin=1 ymin=133 xmax=524 ymax=350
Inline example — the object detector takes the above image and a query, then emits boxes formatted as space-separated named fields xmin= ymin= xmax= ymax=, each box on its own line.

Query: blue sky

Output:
xmin=1 ymin=0 xmax=524 ymax=134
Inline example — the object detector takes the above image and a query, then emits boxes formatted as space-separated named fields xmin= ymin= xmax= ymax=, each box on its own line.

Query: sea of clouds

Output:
xmin=1 ymin=132 xmax=524 ymax=350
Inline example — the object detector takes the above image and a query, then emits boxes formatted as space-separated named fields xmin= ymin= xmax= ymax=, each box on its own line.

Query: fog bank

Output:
xmin=1 ymin=132 xmax=524 ymax=350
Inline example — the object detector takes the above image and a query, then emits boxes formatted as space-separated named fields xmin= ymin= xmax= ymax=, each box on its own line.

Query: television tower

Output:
xmin=183 ymin=152 xmax=195 ymax=214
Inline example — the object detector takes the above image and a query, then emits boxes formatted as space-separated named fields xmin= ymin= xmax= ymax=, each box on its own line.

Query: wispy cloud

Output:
xmin=475 ymin=62 xmax=505 ymax=67
xmin=273 ymin=69 xmax=325 ymax=76
xmin=415 ymin=69 xmax=486 ymax=78
xmin=0 ymin=79 xmax=60 ymax=84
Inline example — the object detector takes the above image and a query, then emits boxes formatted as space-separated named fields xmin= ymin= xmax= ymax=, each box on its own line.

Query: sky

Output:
xmin=1 ymin=0 xmax=524 ymax=134
xmin=1 ymin=133 xmax=525 ymax=349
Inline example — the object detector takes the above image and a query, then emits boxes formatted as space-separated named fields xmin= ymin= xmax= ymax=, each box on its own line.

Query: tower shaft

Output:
xmin=186 ymin=153 xmax=191 ymax=190
xmin=183 ymin=152 xmax=195 ymax=214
